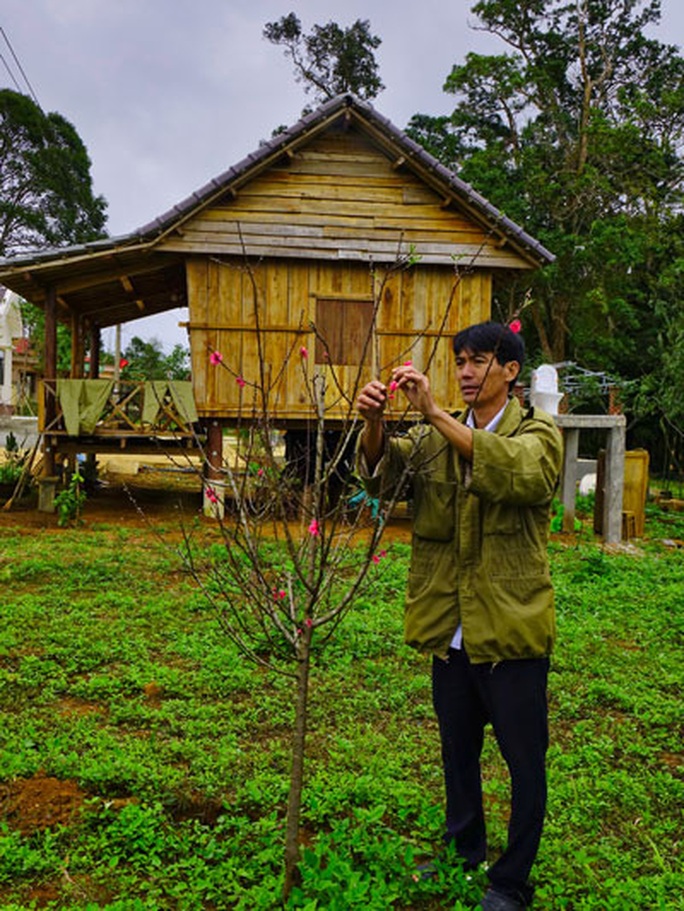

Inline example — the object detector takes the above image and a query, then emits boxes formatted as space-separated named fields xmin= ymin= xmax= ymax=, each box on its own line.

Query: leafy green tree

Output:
xmin=263 ymin=13 xmax=384 ymax=103
xmin=164 ymin=343 xmax=192 ymax=381
xmin=19 ymin=298 xmax=71 ymax=375
xmin=0 ymin=89 xmax=107 ymax=256
xmin=120 ymin=336 xmax=190 ymax=381
xmin=620 ymin=213 xmax=684 ymax=471
xmin=407 ymin=0 xmax=684 ymax=371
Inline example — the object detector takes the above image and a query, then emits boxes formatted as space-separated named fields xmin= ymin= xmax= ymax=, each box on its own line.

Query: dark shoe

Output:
xmin=480 ymin=887 xmax=528 ymax=910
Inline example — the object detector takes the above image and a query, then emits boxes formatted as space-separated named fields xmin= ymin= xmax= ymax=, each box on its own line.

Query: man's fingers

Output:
xmin=358 ymin=381 xmax=388 ymax=414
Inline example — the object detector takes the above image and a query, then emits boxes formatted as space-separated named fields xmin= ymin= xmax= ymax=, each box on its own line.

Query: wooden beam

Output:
xmin=44 ymin=286 xmax=57 ymax=381
xmin=43 ymin=286 xmax=57 ymax=476
xmin=90 ymin=326 xmax=101 ymax=378
xmin=71 ymin=313 xmax=85 ymax=379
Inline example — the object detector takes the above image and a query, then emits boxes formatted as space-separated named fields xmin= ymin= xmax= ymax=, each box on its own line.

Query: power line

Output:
xmin=0 ymin=26 xmax=41 ymax=108
xmin=0 ymin=49 xmax=23 ymax=92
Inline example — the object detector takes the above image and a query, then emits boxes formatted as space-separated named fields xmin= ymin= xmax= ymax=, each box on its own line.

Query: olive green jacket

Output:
xmin=359 ymin=399 xmax=563 ymax=663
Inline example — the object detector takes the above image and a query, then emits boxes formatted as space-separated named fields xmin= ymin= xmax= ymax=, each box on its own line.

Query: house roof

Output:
xmin=0 ymin=94 xmax=554 ymax=332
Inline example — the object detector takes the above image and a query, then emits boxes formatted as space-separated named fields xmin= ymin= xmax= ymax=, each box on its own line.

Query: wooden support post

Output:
xmin=89 ymin=326 xmax=101 ymax=378
xmin=38 ymin=476 xmax=59 ymax=513
xmin=43 ymin=287 xmax=57 ymax=478
xmin=71 ymin=313 xmax=85 ymax=379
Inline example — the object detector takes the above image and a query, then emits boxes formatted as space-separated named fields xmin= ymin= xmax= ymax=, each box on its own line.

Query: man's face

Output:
xmin=454 ymin=348 xmax=519 ymax=409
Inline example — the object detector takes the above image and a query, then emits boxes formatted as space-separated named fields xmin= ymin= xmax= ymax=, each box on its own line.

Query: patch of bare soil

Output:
xmin=0 ymin=769 xmax=226 ymax=841
xmin=0 ymin=468 xmax=205 ymax=530
xmin=0 ymin=468 xmax=414 ymax=541
xmin=0 ymin=772 xmax=88 ymax=836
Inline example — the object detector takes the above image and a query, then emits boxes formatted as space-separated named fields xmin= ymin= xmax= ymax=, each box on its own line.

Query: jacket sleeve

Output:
xmin=355 ymin=425 xmax=429 ymax=501
xmin=467 ymin=415 xmax=563 ymax=506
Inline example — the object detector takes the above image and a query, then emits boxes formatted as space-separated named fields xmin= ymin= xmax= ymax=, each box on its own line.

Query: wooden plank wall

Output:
xmin=187 ymin=256 xmax=490 ymax=423
xmin=160 ymin=126 xmax=528 ymax=270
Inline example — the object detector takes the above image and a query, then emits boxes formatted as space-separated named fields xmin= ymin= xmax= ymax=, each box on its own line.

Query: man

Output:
xmin=356 ymin=321 xmax=563 ymax=910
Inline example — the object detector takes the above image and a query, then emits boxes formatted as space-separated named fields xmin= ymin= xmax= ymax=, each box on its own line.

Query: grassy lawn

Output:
xmin=0 ymin=502 xmax=682 ymax=909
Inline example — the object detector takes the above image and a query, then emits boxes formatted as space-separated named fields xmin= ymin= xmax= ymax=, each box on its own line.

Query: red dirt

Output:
xmin=0 ymin=469 xmax=414 ymax=542
xmin=0 ymin=470 xmax=205 ymax=529
xmin=0 ymin=772 xmax=88 ymax=836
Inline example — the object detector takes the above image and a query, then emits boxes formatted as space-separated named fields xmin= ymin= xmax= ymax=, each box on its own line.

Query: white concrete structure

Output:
xmin=0 ymin=289 xmax=23 ymax=412
xmin=530 ymin=364 xmax=563 ymax=415
xmin=554 ymin=413 xmax=626 ymax=544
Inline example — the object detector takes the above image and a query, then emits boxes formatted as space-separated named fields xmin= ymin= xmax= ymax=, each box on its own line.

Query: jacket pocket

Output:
xmin=413 ymin=480 xmax=456 ymax=541
xmin=482 ymin=504 xmax=521 ymax=536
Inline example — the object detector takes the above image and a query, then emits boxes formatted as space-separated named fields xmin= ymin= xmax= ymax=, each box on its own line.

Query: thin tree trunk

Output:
xmin=282 ymin=640 xmax=311 ymax=902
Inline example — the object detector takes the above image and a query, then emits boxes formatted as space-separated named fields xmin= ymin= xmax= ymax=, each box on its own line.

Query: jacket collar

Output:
xmin=459 ymin=396 xmax=523 ymax=434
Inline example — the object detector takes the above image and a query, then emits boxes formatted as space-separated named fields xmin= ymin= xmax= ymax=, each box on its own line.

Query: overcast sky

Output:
xmin=2 ymin=0 xmax=682 ymax=353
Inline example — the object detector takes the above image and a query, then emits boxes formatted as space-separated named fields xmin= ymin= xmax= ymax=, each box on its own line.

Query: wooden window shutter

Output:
xmin=315 ymin=298 xmax=373 ymax=365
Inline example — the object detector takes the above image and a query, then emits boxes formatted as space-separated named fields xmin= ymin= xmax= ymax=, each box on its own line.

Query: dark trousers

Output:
xmin=432 ymin=648 xmax=549 ymax=901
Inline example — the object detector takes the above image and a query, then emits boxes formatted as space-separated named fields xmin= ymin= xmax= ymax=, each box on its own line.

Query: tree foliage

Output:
xmin=19 ymin=298 xmax=71 ymax=375
xmin=0 ymin=90 xmax=107 ymax=257
xmin=120 ymin=336 xmax=190 ymax=381
xmin=263 ymin=13 xmax=384 ymax=103
xmin=407 ymin=0 xmax=684 ymax=373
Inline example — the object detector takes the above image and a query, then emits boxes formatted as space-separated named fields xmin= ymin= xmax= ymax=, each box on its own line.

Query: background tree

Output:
xmin=18 ymin=298 xmax=71 ymax=375
xmin=406 ymin=0 xmax=684 ymax=363
xmin=263 ymin=13 xmax=384 ymax=104
xmin=0 ymin=89 xmax=107 ymax=256
xmin=619 ymin=214 xmax=684 ymax=478
xmin=120 ymin=336 xmax=190 ymax=381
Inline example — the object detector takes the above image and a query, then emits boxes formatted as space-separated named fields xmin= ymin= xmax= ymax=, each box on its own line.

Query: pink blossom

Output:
xmin=299 ymin=346 xmax=309 ymax=358
xmin=257 ymin=468 xmax=264 ymax=478
xmin=372 ymin=549 xmax=388 ymax=564
xmin=209 ymin=351 xmax=223 ymax=365
xmin=388 ymin=380 xmax=398 ymax=392
xmin=206 ymin=487 xmax=219 ymax=505
xmin=236 ymin=375 xmax=246 ymax=388
xmin=403 ymin=360 xmax=413 ymax=366
xmin=372 ymin=554 xmax=381 ymax=564
xmin=509 ymin=319 xmax=522 ymax=334
xmin=273 ymin=588 xmax=287 ymax=600
xmin=308 ymin=518 xmax=320 ymax=536
xmin=304 ymin=618 xmax=313 ymax=628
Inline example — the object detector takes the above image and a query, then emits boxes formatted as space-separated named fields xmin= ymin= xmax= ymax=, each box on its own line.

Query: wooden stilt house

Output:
xmin=0 ymin=94 xmax=553 ymax=496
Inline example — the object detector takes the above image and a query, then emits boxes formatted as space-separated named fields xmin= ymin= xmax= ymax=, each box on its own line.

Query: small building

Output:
xmin=0 ymin=94 xmax=554 ymax=481
xmin=0 ymin=288 xmax=32 ymax=415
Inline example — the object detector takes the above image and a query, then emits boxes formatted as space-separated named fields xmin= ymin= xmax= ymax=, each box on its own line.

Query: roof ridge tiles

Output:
xmin=0 ymin=93 xmax=554 ymax=269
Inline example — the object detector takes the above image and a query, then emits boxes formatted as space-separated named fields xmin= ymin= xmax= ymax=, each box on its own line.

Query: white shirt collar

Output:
xmin=466 ymin=399 xmax=509 ymax=433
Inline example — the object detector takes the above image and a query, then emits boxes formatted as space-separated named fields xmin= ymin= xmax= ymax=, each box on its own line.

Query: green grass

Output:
xmin=0 ymin=512 xmax=682 ymax=909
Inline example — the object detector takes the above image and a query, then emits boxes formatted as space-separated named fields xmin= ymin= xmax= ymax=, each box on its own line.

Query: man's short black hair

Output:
xmin=452 ymin=320 xmax=525 ymax=390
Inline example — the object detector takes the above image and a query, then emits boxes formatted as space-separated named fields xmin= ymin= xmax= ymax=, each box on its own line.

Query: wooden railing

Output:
xmin=38 ymin=379 xmax=199 ymax=438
